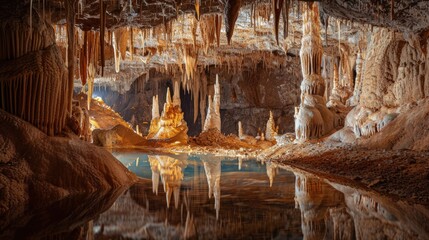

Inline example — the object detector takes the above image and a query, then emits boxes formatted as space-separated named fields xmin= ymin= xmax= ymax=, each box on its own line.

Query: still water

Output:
xmin=95 ymin=152 xmax=429 ymax=240
xmin=1 ymin=152 xmax=428 ymax=239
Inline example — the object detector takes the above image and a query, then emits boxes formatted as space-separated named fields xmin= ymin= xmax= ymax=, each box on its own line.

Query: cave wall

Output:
xmin=360 ymin=28 xmax=429 ymax=110
xmin=335 ymin=27 xmax=429 ymax=150
xmin=96 ymin=56 xmax=301 ymax=137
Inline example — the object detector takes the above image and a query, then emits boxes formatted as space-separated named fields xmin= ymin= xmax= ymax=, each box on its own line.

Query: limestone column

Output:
xmin=294 ymin=3 xmax=334 ymax=141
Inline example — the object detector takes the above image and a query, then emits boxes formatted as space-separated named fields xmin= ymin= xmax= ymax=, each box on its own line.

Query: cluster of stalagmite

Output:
xmin=294 ymin=3 xmax=339 ymax=141
xmin=203 ymin=75 xmax=221 ymax=132
xmin=0 ymin=8 xmax=70 ymax=136
xmin=147 ymin=82 xmax=188 ymax=144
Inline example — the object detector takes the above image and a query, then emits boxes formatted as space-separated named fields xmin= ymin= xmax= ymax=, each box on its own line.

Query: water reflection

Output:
xmin=2 ymin=153 xmax=428 ymax=239
xmin=101 ymin=153 xmax=429 ymax=239
xmin=0 ymin=188 xmax=126 ymax=239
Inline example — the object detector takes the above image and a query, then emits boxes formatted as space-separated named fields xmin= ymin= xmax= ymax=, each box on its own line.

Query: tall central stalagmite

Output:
xmin=294 ymin=3 xmax=336 ymax=141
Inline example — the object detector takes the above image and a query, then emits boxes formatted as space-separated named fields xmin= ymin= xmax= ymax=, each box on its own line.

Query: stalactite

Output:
xmin=282 ymin=0 xmax=289 ymax=39
xmin=65 ymin=0 xmax=76 ymax=115
xmin=112 ymin=31 xmax=121 ymax=73
xmin=215 ymin=14 xmax=222 ymax=47
xmin=272 ymin=0 xmax=284 ymax=45
xmin=191 ymin=16 xmax=198 ymax=48
xmin=391 ymin=0 xmax=394 ymax=20
xmin=100 ymin=0 xmax=106 ymax=76
xmin=130 ymin=27 xmax=134 ymax=60
xmin=200 ymin=14 xmax=217 ymax=54
xmin=224 ymin=0 xmax=242 ymax=45
xmin=79 ymin=31 xmax=88 ymax=86
xmin=86 ymin=31 xmax=99 ymax=110
xmin=337 ymin=19 xmax=341 ymax=54
xmin=195 ymin=0 xmax=201 ymax=21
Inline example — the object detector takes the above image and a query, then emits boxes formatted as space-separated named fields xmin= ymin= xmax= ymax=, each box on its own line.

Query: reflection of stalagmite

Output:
xmin=295 ymin=3 xmax=337 ymax=141
xmin=265 ymin=111 xmax=277 ymax=141
xmin=266 ymin=161 xmax=277 ymax=187
xmin=148 ymin=155 xmax=187 ymax=209
xmin=203 ymin=75 xmax=221 ymax=132
xmin=147 ymin=88 xmax=188 ymax=144
xmin=294 ymin=173 xmax=345 ymax=240
xmin=202 ymin=158 xmax=221 ymax=220
xmin=148 ymin=156 xmax=160 ymax=195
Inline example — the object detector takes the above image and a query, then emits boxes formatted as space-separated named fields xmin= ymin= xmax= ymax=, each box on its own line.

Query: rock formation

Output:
xmin=147 ymin=86 xmax=188 ymax=144
xmin=294 ymin=3 xmax=339 ymax=141
xmin=203 ymin=75 xmax=221 ymax=132
xmin=265 ymin=111 xmax=277 ymax=141
xmin=0 ymin=8 xmax=70 ymax=136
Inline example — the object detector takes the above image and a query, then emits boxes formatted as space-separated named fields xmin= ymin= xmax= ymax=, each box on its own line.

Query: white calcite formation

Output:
xmin=265 ymin=111 xmax=277 ymax=141
xmin=294 ymin=3 xmax=339 ymax=141
xmin=147 ymin=85 xmax=188 ymax=144
xmin=238 ymin=121 xmax=243 ymax=139
xmin=151 ymin=95 xmax=160 ymax=120
xmin=203 ymin=74 xmax=221 ymax=132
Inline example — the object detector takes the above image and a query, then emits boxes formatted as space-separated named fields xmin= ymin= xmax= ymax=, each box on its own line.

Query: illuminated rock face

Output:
xmin=203 ymin=75 xmax=221 ymax=132
xmin=294 ymin=3 xmax=338 ymax=141
xmin=147 ymin=84 xmax=188 ymax=144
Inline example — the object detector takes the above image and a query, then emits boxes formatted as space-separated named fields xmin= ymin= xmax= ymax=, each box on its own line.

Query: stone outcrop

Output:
xmin=0 ymin=110 xmax=136 ymax=215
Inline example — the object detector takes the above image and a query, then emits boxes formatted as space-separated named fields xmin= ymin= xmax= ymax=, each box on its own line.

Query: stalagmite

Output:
xmin=294 ymin=2 xmax=337 ymax=141
xmin=173 ymin=81 xmax=181 ymax=107
xmin=265 ymin=111 xmax=277 ymax=141
xmin=238 ymin=121 xmax=243 ymax=139
xmin=203 ymin=75 xmax=221 ymax=132
xmin=272 ymin=0 xmax=284 ymax=45
xmin=224 ymin=0 xmax=242 ymax=45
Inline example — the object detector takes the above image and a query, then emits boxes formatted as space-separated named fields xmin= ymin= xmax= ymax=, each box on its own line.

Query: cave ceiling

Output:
xmin=4 ymin=0 xmax=428 ymax=90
